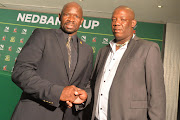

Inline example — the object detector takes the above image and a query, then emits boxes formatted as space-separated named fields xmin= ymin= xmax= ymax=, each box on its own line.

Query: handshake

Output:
xmin=60 ymin=85 xmax=87 ymax=108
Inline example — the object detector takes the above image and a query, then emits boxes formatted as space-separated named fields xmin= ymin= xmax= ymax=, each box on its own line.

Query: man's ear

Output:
xmin=80 ymin=18 xmax=84 ymax=25
xmin=58 ymin=13 xmax=61 ymax=21
xmin=132 ymin=19 xmax=137 ymax=28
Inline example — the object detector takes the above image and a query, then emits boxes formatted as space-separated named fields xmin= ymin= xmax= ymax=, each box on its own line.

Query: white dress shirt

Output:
xmin=95 ymin=40 xmax=129 ymax=120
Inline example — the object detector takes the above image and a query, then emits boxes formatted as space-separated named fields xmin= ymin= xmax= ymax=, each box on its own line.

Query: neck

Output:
xmin=115 ymin=35 xmax=133 ymax=44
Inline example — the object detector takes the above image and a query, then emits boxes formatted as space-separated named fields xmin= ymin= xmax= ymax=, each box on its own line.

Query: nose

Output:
xmin=114 ymin=19 xmax=122 ymax=26
xmin=68 ymin=15 xmax=75 ymax=22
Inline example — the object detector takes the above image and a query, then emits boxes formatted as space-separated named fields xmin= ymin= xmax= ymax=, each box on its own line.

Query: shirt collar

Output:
xmin=109 ymin=34 xmax=135 ymax=53
xmin=61 ymin=29 xmax=78 ymax=44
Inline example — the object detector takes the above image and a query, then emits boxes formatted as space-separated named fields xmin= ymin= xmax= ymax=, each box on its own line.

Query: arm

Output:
xmin=145 ymin=43 xmax=166 ymax=120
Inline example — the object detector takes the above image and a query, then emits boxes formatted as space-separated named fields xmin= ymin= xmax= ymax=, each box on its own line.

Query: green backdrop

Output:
xmin=0 ymin=8 xmax=165 ymax=119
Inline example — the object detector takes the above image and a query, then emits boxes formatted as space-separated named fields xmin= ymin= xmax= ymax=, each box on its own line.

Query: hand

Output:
xmin=60 ymin=85 xmax=78 ymax=103
xmin=66 ymin=88 xmax=88 ymax=108
xmin=66 ymin=101 xmax=73 ymax=108
xmin=73 ymin=88 xmax=87 ymax=104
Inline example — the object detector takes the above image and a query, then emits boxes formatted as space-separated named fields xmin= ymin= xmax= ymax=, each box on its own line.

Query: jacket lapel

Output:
xmin=96 ymin=45 xmax=111 ymax=75
xmin=112 ymin=36 xmax=137 ymax=82
xmin=54 ymin=29 xmax=70 ymax=82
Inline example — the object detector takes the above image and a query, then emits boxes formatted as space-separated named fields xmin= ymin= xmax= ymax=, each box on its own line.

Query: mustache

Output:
xmin=65 ymin=21 xmax=75 ymax=25
xmin=113 ymin=28 xmax=123 ymax=31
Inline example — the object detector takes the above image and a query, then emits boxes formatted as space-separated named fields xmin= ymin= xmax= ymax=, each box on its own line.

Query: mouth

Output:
xmin=113 ymin=29 xmax=123 ymax=33
xmin=65 ymin=22 xmax=75 ymax=29
xmin=113 ymin=26 xmax=123 ymax=32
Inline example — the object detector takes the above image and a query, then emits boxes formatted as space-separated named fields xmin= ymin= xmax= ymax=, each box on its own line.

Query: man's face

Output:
xmin=111 ymin=8 xmax=136 ymax=41
xmin=60 ymin=5 xmax=83 ymax=36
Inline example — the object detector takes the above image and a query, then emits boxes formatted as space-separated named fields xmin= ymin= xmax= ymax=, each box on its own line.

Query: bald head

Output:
xmin=113 ymin=6 xmax=135 ymax=20
xmin=61 ymin=2 xmax=83 ymax=16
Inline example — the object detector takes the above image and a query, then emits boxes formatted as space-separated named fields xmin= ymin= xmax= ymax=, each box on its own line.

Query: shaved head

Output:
xmin=61 ymin=2 xmax=83 ymax=16
xmin=113 ymin=6 xmax=135 ymax=20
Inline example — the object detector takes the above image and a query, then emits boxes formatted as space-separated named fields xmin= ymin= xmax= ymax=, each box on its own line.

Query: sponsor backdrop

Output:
xmin=0 ymin=9 xmax=165 ymax=72
xmin=0 ymin=8 xmax=165 ymax=119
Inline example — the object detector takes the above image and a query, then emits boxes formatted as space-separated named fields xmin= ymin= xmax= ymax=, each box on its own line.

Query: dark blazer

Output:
xmin=91 ymin=36 xmax=166 ymax=120
xmin=11 ymin=28 xmax=93 ymax=120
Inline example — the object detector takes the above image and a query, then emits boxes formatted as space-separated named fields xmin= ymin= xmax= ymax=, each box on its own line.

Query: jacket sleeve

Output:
xmin=12 ymin=28 xmax=64 ymax=107
xmin=145 ymin=43 xmax=166 ymax=120
xmin=75 ymin=46 xmax=93 ymax=111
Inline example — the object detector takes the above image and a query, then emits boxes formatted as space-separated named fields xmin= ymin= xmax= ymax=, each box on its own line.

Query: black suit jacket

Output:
xmin=11 ymin=28 xmax=93 ymax=120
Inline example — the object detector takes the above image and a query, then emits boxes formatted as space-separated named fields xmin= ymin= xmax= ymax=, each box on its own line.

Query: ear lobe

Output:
xmin=132 ymin=20 xmax=137 ymax=28
xmin=58 ymin=13 xmax=61 ymax=21
xmin=80 ymin=18 xmax=84 ymax=25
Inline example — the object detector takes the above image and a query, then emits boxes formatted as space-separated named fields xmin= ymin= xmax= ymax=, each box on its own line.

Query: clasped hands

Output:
xmin=60 ymin=85 xmax=87 ymax=108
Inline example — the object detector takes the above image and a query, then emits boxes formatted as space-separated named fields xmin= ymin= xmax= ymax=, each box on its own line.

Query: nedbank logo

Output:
xmin=17 ymin=13 xmax=100 ymax=29
xmin=81 ymin=36 xmax=86 ymax=42
xmin=5 ymin=55 xmax=10 ymax=61
xmin=10 ymin=36 xmax=15 ymax=42
xmin=17 ymin=13 xmax=60 ymax=25
xmin=102 ymin=38 xmax=109 ymax=44
xmin=4 ymin=26 xmax=9 ymax=32
xmin=0 ymin=44 xmax=4 ymax=50
xmin=21 ymin=29 xmax=27 ymax=34
xmin=16 ymin=47 xmax=22 ymax=53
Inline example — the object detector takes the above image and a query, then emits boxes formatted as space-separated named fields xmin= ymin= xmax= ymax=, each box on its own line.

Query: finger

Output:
xmin=78 ymin=90 xmax=88 ymax=100
xmin=73 ymin=97 xmax=84 ymax=104
xmin=74 ymin=91 xmax=79 ymax=96
xmin=77 ymin=89 xmax=86 ymax=95
xmin=69 ymin=95 xmax=78 ymax=103
xmin=66 ymin=101 xmax=73 ymax=108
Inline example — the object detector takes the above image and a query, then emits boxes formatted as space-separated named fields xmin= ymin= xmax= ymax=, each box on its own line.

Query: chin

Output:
xmin=63 ymin=29 xmax=75 ymax=34
xmin=114 ymin=34 xmax=123 ymax=39
xmin=115 ymin=36 xmax=124 ymax=41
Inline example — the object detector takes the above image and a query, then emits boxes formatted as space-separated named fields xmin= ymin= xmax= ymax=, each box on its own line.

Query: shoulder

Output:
xmin=33 ymin=28 xmax=57 ymax=34
xmin=79 ymin=39 xmax=93 ymax=51
xmin=31 ymin=28 xmax=63 ymax=40
xmin=134 ymin=36 xmax=160 ymax=49
xmin=99 ymin=44 xmax=110 ymax=53
xmin=96 ymin=44 xmax=110 ymax=59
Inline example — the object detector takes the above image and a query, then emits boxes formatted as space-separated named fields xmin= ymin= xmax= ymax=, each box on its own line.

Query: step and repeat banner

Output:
xmin=0 ymin=8 xmax=165 ymax=72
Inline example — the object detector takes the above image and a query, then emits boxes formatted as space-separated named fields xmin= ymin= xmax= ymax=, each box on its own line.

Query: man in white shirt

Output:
xmin=91 ymin=6 xmax=166 ymax=120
